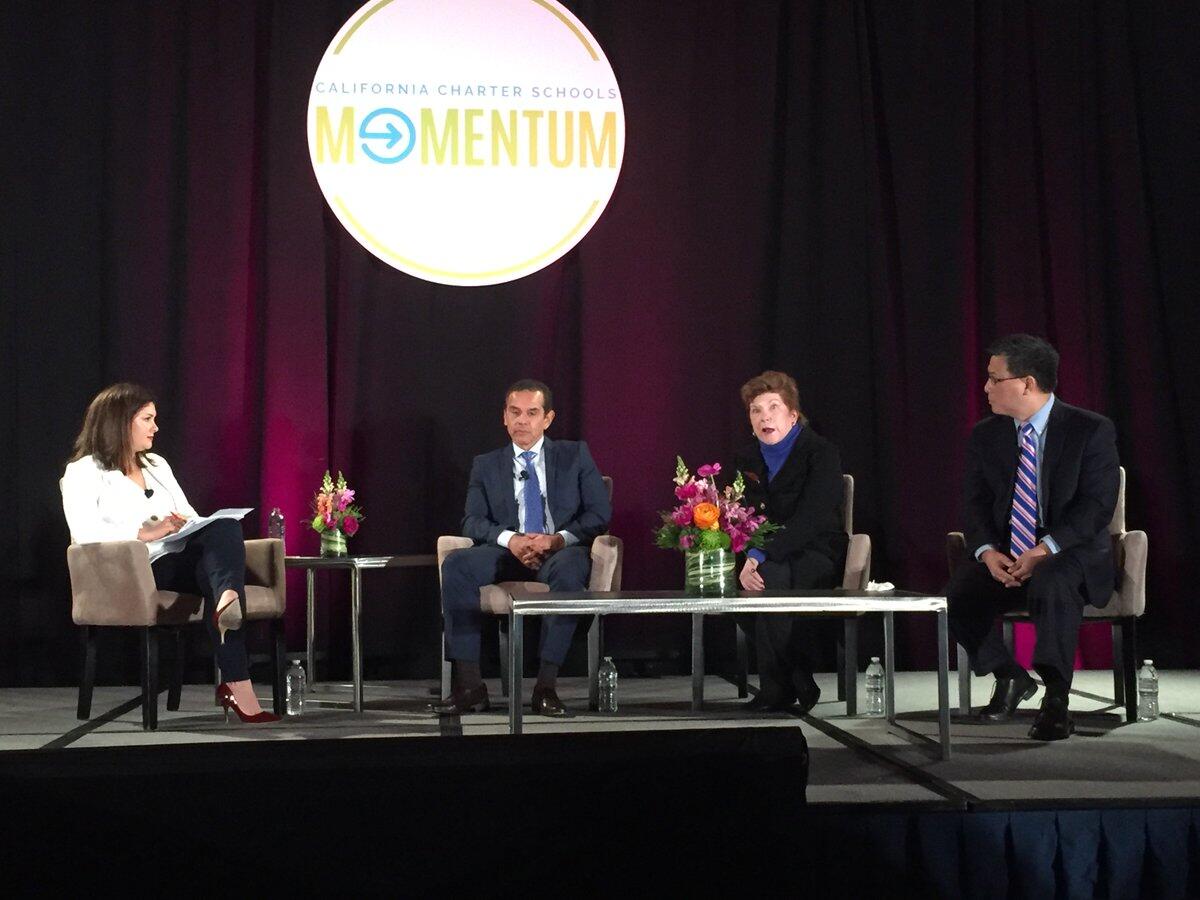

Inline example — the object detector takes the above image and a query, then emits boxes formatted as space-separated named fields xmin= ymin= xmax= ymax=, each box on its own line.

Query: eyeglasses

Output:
xmin=985 ymin=374 xmax=1024 ymax=386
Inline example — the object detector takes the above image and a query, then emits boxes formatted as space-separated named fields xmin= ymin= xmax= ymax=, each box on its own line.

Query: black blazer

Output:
xmin=734 ymin=426 xmax=848 ymax=567
xmin=963 ymin=399 xmax=1119 ymax=606
xmin=461 ymin=438 xmax=611 ymax=546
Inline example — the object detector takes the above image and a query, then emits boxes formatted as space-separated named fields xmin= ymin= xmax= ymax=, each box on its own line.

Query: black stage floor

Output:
xmin=3 ymin=671 xmax=1199 ymax=893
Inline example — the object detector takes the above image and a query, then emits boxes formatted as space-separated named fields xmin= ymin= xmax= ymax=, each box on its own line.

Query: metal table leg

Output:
xmin=509 ymin=612 xmax=523 ymax=734
xmin=883 ymin=611 xmax=896 ymax=721
xmin=843 ymin=618 xmax=858 ymax=715
xmin=587 ymin=615 xmax=602 ymax=711
xmin=306 ymin=569 xmax=316 ymax=682
xmin=937 ymin=609 xmax=951 ymax=759
xmin=691 ymin=613 xmax=704 ymax=711
xmin=351 ymin=566 xmax=363 ymax=713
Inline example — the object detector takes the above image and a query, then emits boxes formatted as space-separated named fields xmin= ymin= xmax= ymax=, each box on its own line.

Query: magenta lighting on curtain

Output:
xmin=4 ymin=1 xmax=1198 ymax=685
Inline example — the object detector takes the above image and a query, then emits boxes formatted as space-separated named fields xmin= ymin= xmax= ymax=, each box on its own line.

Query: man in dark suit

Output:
xmin=948 ymin=335 xmax=1119 ymax=740
xmin=435 ymin=379 xmax=611 ymax=717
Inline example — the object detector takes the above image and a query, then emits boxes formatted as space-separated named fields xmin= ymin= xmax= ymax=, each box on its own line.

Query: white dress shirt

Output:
xmin=496 ymin=437 xmax=578 ymax=549
xmin=61 ymin=453 xmax=198 ymax=562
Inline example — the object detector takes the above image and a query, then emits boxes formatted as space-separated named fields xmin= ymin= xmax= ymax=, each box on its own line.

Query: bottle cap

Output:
xmin=870 ymin=656 xmax=880 ymax=663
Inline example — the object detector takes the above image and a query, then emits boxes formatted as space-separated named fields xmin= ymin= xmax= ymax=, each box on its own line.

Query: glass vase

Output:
xmin=319 ymin=528 xmax=348 ymax=557
xmin=684 ymin=548 xmax=735 ymax=597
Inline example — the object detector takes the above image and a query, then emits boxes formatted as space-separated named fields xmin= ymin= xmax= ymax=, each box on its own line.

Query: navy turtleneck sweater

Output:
xmin=760 ymin=421 xmax=802 ymax=481
xmin=746 ymin=422 xmax=802 ymax=564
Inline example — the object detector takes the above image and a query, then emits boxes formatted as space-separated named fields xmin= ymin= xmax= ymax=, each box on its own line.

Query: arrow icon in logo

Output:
xmin=359 ymin=108 xmax=416 ymax=163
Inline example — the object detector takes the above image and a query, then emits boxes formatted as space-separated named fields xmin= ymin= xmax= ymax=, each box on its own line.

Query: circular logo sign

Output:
xmin=308 ymin=0 xmax=626 ymax=287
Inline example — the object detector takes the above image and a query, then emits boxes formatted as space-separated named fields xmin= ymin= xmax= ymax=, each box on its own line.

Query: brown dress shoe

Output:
xmin=530 ymin=685 xmax=570 ymax=717
xmin=431 ymin=684 xmax=490 ymax=715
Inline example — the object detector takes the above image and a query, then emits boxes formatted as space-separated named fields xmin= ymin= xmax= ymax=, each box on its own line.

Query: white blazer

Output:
xmin=61 ymin=453 xmax=199 ymax=561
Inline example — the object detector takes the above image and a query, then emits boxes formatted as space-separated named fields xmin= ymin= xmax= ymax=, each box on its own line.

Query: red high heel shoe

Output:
xmin=212 ymin=594 xmax=242 ymax=644
xmin=216 ymin=683 xmax=281 ymax=724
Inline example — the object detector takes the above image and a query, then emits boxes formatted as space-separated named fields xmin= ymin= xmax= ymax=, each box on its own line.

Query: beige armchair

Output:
xmin=435 ymin=476 xmax=622 ymax=704
xmin=67 ymin=537 xmax=287 ymax=730
xmin=948 ymin=466 xmax=1148 ymax=722
xmin=700 ymin=473 xmax=873 ymax=712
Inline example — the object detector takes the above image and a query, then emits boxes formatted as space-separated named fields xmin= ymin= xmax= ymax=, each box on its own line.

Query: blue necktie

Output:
xmin=1009 ymin=423 xmax=1039 ymax=557
xmin=520 ymin=450 xmax=545 ymax=534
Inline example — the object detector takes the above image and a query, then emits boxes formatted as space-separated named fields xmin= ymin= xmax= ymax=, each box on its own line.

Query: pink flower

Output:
xmin=342 ymin=515 xmax=360 ymax=536
xmin=324 ymin=511 xmax=336 ymax=527
xmin=679 ymin=533 xmax=695 ymax=550
xmin=674 ymin=482 xmax=699 ymax=500
xmin=730 ymin=533 xmax=748 ymax=553
xmin=336 ymin=489 xmax=356 ymax=512
xmin=697 ymin=463 xmax=721 ymax=478
xmin=671 ymin=506 xmax=693 ymax=526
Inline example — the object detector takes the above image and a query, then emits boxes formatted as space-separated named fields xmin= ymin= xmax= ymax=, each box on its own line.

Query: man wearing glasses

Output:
xmin=948 ymin=335 xmax=1119 ymax=740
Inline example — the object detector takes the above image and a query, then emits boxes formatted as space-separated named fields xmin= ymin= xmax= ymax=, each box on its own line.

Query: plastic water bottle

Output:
xmin=268 ymin=507 xmax=286 ymax=548
xmin=865 ymin=656 xmax=885 ymax=717
xmin=1137 ymin=659 xmax=1159 ymax=722
xmin=598 ymin=656 xmax=618 ymax=713
xmin=286 ymin=659 xmax=306 ymax=716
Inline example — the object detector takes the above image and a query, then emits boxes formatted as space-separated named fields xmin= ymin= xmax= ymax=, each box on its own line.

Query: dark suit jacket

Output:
xmin=734 ymin=426 xmax=848 ymax=567
xmin=964 ymin=399 xmax=1119 ymax=606
xmin=461 ymin=438 xmax=611 ymax=546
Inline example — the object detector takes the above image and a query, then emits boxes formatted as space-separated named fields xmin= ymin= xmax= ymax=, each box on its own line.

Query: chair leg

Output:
xmin=957 ymin=643 xmax=972 ymax=715
xmin=1120 ymin=618 xmax=1138 ymax=723
xmin=1002 ymin=620 xmax=1015 ymax=655
xmin=735 ymin=622 xmax=749 ymax=698
xmin=843 ymin=618 xmax=858 ymax=715
xmin=498 ymin=618 xmax=510 ymax=698
xmin=440 ymin=631 xmax=452 ymax=700
xmin=166 ymin=628 xmax=183 ymax=712
xmin=271 ymin=618 xmax=286 ymax=716
xmin=78 ymin=625 xmax=97 ymax=720
xmin=140 ymin=627 xmax=159 ymax=731
xmin=588 ymin=615 xmax=602 ymax=711
xmin=1111 ymin=620 xmax=1125 ymax=707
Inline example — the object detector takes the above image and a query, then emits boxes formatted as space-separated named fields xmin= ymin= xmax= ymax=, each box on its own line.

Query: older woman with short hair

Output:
xmin=734 ymin=371 xmax=848 ymax=712
xmin=61 ymin=383 xmax=279 ymax=724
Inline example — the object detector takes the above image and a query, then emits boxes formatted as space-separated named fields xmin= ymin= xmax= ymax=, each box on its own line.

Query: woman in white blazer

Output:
xmin=62 ymin=383 xmax=279 ymax=724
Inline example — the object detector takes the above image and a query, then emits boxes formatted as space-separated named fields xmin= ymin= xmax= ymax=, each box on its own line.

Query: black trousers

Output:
xmin=735 ymin=550 xmax=839 ymax=697
xmin=947 ymin=551 xmax=1087 ymax=689
xmin=151 ymin=518 xmax=249 ymax=682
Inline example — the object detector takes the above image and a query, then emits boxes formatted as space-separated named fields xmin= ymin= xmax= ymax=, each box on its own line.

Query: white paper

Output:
xmin=159 ymin=508 xmax=254 ymax=548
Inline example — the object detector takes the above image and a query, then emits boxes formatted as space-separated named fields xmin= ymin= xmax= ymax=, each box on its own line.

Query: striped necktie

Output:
xmin=1009 ymin=423 xmax=1039 ymax=558
xmin=520 ymin=450 xmax=545 ymax=534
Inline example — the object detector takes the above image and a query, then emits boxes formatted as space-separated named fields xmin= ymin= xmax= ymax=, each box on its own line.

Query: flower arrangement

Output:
xmin=654 ymin=458 xmax=778 ymax=555
xmin=309 ymin=471 xmax=363 ymax=555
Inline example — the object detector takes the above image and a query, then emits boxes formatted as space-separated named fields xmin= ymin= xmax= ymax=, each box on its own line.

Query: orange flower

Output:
xmin=692 ymin=502 xmax=720 ymax=530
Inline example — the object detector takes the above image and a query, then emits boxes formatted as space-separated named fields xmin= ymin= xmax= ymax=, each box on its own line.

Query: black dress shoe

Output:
xmin=431 ymin=684 xmax=489 ymax=715
xmin=978 ymin=671 xmax=1038 ymax=722
xmin=1028 ymin=695 xmax=1074 ymax=741
xmin=792 ymin=669 xmax=822 ymax=714
xmin=744 ymin=686 xmax=797 ymax=712
xmin=530 ymin=685 xmax=570 ymax=717
xmin=743 ymin=691 xmax=774 ymax=711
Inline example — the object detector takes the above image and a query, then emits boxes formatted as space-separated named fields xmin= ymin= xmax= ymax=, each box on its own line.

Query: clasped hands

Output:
xmin=981 ymin=544 xmax=1050 ymax=588
xmin=509 ymin=532 xmax=565 ymax=570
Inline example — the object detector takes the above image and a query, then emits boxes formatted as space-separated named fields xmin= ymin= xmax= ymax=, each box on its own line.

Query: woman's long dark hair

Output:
xmin=70 ymin=383 xmax=157 ymax=472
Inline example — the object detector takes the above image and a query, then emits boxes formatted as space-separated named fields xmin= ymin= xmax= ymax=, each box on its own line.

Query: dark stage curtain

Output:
xmin=2 ymin=1 xmax=1197 ymax=685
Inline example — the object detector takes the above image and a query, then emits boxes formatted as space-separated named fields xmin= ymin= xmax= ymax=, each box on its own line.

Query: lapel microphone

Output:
xmin=518 ymin=470 xmax=529 ymax=481
xmin=144 ymin=488 xmax=154 ymax=498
